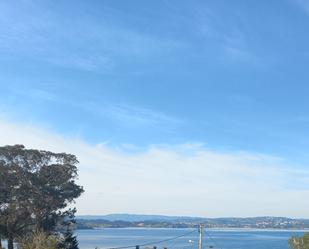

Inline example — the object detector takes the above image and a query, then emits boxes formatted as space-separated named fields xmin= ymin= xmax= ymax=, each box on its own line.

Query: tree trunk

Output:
xmin=0 ymin=238 xmax=2 ymax=248
xmin=8 ymin=235 xmax=14 ymax=249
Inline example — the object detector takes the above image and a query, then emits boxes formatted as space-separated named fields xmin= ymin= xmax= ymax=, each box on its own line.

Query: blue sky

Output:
xmin=1 ymin=0 xmax=309 ymax=217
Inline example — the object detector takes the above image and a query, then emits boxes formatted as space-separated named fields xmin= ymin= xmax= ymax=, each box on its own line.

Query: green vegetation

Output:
xmin=0 ymin=145 xmax=84 ymax=249
xmin=58 ymin=228 xmax=79 ymax=249
xmin=18 ymin=230 xmax=60 ymax=249
xmin=289 ymin=233 xmax=309 ymax=249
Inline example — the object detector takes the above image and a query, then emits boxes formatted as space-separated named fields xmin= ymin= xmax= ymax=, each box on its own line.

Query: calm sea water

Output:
xmin=76 ymin=228 xmax=306 ymax=249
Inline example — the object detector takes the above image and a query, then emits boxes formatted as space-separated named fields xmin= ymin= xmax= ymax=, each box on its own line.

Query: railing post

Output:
xmin=198 ymin=224 xmax=203 ymax=249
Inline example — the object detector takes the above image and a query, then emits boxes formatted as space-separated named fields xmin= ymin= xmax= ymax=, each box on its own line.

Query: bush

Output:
xmin=289 ymin=233 xmax=309 ymax=249
xmin=19 ymin=231 xmax=62 ymax=249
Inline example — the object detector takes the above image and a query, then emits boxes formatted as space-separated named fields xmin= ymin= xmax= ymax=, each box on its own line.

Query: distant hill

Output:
xmin=76 ymin=214 xmax=309 ymax=230
xmin=77 ymin=213 xmax=200 ymax=222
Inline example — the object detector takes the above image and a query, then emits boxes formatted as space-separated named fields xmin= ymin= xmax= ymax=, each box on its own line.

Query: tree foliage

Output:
xmin=58 ymin=229 xmax=79 ymax=249
xmin=0 ymin=145 xmax=84 ymax=249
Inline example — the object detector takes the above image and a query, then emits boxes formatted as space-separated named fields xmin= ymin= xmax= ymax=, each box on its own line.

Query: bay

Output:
xmin=76 ymin=228 xmax=307 ymax=249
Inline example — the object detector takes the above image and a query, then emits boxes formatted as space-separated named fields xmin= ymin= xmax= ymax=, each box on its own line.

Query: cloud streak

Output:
xmin=0 ymin=117 xmax=308 ymax=218
xmin=294 ymin=0 xmax=309 ymax=13
xmin=193 ymin=4 xmax=263 ymax=65
xmin=95 ymin=104 xmax=182 ymax=128
xmin=0 ymin=0 xmax=185 ymax=72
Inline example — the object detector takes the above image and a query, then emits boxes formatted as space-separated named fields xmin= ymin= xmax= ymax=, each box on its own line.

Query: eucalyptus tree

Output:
xmin=0 ymin=145 xmax=84 ymax=249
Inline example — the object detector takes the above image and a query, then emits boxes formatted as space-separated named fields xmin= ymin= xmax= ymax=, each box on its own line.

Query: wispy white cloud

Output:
xmin=44 ymin=55 xmax=114 ymax=72
xmin=294 ymin=0 xmax=309 ymax=12
xmin=0 ymin=0 xmax=185 ymax=72
xmin=194 ymin=6 xmax=261 ymax=64
xmin=221 ymin=30 xmax=260 ymax=63
xmin=80 ymin=102 xmax=182 ymax=130
xmin=25 ymin=89 xmax=58 ymax=101
xmin=0 ymin=84 xmax=182 ymax=130
xmin=0 ymin=117 xmax=308 ymax=218
xmin=100 ymin=104 xmax=182 ymax=128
